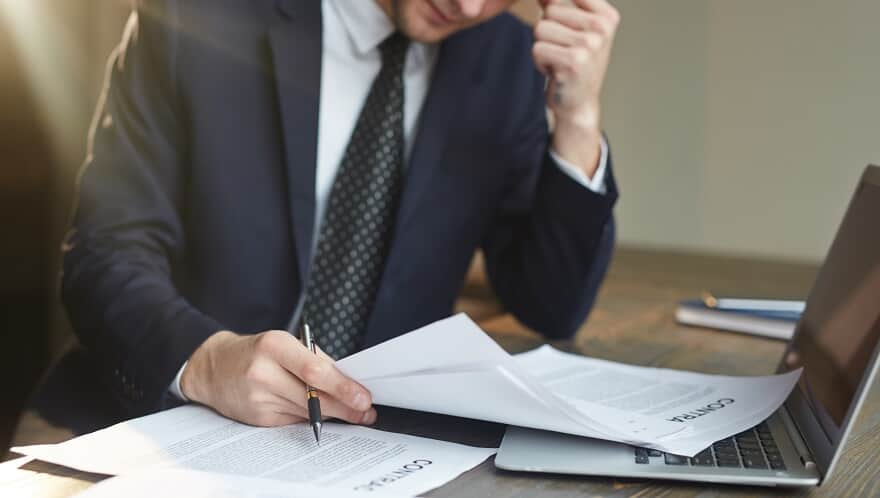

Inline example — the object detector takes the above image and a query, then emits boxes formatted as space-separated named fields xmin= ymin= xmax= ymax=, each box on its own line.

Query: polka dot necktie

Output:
xmin=302 ymin=33 xmax=410 ymax=359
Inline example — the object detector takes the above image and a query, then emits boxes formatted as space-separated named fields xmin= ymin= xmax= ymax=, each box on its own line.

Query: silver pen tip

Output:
xmin=313 ymin=421 xmax=322 ymax=445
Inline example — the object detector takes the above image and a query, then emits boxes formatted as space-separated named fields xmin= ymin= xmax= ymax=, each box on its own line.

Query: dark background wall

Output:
xmin=0 ymin=0 xmax=130 ymax=456
xmin=0 ymin=17 xmax=53 ymax=457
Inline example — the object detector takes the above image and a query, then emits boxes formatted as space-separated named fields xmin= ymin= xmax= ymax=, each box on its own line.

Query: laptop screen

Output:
xmin=780 ymin=167 xmax=880 ymax=445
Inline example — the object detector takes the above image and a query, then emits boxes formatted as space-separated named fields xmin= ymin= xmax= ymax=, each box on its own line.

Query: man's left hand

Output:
xmin=532 ymin=0 xmax=620 ymax=177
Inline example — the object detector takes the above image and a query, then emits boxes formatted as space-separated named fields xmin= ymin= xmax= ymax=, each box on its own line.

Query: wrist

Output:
xmin=181 ymin=330 xmax=238 ymax=405
xmin=552 ymin=116 xmax=602 ymax=176
xmin=554 ymin=103 xmax=601 ymax=134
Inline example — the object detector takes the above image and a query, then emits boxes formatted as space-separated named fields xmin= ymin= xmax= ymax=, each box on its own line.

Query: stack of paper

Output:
xmin=13 ymin=406 xmax=495 ymax=497
xmin=337 ymin=314 xmax=801 ymax=456
xmin=72 ymin=468 xmax=415 ymax=498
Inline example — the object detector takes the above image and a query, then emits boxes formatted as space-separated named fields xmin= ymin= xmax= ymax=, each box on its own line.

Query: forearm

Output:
xmin=551 ymin=111 xmax=603 ymax=180
xmin=483 ymin=153 xmax=618 ymax=338
xmin=62 ymin=236 xmax=224 ymax=415
xmin=59 ymin=3 xmax=221 ymax=415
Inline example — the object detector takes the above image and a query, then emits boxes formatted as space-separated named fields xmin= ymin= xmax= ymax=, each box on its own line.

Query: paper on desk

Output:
xmin=0 ymin=456 xmax=33 ymax=475
xmin=72 ymin=468 xmax=414 ymax=498
xmin=0 ymin=456 xmax=64 ymax=498
xmin=13 ymin=405 xmax=494 ymax=497
xmin=338 ymin=314 xmax=686 ymax=445
xmin=337 ymin=314 xmax=800 ymax=456
xmin=515 ymin=345 xmax=802 ymax=455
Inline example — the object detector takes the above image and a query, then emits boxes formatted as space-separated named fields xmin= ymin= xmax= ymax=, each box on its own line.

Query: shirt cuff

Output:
xmin=168 ymin=361 xmax=190 ymax=402
xmin=549 ymin=136 xmax=609 ymax=195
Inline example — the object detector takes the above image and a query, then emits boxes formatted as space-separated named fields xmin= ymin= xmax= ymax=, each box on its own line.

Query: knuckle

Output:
xmin=300 ymin=360 xmax=327 ymax=386
xmin=609 ymin=7 xmax=621 ymax=26
xmin=572 ymin=48 xmax=590 ymax=66
xmin=534 ymin=19 xmax=551 ymax=37
xmin=601 ymin=18 xmax=617 ymax=37
xmin=253 ymin=332 xmax=277 ymax=353
xmin=531 ymin=42 xmax=544 ymax=58
xmin=342 ymin=407 xmax=364 ymax=424
xmin=267 ymin=329 xmax=291 ymax=345
xmin=339 ymin=380 xmax=357 ymax=399
xmin=244 ymin=362 xmax=267 ymax=384
xmin=578 ymin=32 xmax=592 ymax=48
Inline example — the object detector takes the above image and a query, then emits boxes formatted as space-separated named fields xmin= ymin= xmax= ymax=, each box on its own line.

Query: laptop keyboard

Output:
xmin=634 ymin=422 xmax=786 ymax=470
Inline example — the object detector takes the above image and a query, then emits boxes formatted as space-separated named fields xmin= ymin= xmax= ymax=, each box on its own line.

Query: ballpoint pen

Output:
xmin=701 ymin=291 xmax=805 ymax=314
xmin=299 ymin=318 xmax=323 ymax=445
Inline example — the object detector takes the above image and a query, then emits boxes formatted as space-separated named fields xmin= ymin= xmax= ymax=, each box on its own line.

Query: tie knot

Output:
xmin=379 ymin=31 xmax=410 ymax=68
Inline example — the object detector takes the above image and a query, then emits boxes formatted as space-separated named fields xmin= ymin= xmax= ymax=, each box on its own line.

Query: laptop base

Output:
xmin=495 ymin=413 xmax=820 ymax=487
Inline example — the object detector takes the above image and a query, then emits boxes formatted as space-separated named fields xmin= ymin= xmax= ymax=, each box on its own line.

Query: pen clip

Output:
xmin=300 ymin=320 xmax=317 ymax=354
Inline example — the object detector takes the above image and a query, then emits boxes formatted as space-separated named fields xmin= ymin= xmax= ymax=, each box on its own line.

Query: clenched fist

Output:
xmin=181 ymin=330 xmax=376 ymax=427
xmin=533 ymin=0 xmax=620 ymax=177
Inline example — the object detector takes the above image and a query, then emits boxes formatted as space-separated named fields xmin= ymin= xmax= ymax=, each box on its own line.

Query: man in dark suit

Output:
xmin=62 ymin=0 xmax=620 ymax=429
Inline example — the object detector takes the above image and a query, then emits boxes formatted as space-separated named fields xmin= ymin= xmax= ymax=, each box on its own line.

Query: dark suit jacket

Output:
xmin=61 ymin=0 xmax=618 ymax=418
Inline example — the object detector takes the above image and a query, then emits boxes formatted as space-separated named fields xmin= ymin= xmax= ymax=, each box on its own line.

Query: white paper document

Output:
xmin=336 ymin=314 xmax=800 ymax=456
xmin=73 ymin=468 xmax=413 ymax=498
xmin=0 ymin=456 xmax=80 ymax=498
xmin=0 ymin=456 xmax=34 ymax=476
xmin=14 ymin=405 xmax=494 ymax=497
xmin=515 ymin=345 xmax=802 ymax=455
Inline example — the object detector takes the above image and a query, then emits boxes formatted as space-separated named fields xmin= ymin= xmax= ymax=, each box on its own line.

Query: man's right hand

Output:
xmin=180 ymin=330 xmax=376 ymax=427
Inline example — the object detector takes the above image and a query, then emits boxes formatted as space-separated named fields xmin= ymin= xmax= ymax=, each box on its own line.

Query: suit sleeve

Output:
xmin=481 ymin=45 xmax=619 ymax=340
xmin=61 ymin=3 xmax=223 ymax=416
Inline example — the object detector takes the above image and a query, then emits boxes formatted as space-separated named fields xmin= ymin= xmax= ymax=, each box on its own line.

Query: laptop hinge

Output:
xmin=779 ymin=405 xmax=818 ymax=471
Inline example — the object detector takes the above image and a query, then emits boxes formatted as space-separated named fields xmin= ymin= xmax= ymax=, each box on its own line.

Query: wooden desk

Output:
xmin=6 ymin=248 xmax=880 ymax=497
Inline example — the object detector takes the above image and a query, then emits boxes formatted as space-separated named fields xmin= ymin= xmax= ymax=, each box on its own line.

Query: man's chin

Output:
xmin=400 ymin=19 xmax=459 ymax=44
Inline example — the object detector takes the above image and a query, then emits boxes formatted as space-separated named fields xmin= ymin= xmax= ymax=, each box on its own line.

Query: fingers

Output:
xmin=571 ymin=0 xmax=619 ymax=19
xmin=318 ymin=395 xmax=378 ymax=425
xmin=542 ymin=5 xmax=614 ymax=38
xmin=533 ymin=0 xmax=620 ymax=82
xmin=259 ymin=391 xmax=375 ymax=426
xmin=532 ymin=41 xmax=584 ymax=80
xmin=241 ymin=400 xmax=309 ymax=427
xmin=295 ymin=352 xmax=372 ymax=412
xmin=275 ymin=382 xmax=377 ymax=425
xmin=255 ymin=331 xmax=373 ymax=413
xmin=246 ymin=411 xmax=306 ymax=427
xmin=252 ymin=360 xmax=376 ymax=425
xmin=540 ymin=0 xmax=617 ymax=17
xmin=535 ymin=16 xmax=583 ymax=48
xmin=221 ymin=391 xmax=307 ymax=427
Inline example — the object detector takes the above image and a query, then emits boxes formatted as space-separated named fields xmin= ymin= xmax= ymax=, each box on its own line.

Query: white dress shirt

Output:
xmin=170 ymin=0 xmax=608 ymax=400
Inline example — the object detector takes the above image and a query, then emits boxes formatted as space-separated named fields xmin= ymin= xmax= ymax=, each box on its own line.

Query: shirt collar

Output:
xmin=328 ymin=0 xmax=435 ymax=67
xmin=330 ymin=0 xmax=393 ymax=55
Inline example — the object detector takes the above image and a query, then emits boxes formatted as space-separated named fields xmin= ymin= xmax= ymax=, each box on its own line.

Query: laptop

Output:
xmin=495 ymin=165 xmax=880 ymax=487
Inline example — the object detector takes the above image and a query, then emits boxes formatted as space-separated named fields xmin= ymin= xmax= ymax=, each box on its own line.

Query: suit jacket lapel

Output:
xmin=393 ymin=30 xmax=484 ymax=237
xmin=268 ymin=0 xmax=322 ymax=287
